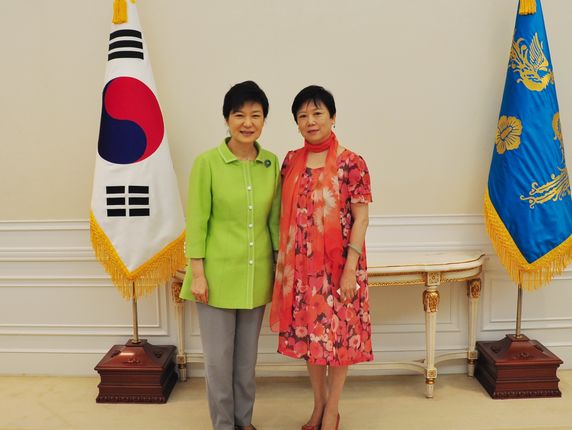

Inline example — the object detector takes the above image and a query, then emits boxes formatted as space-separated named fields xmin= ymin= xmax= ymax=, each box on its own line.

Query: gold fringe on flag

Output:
xmin=90 ymin=211 xmax=186 ymax=299
xmin=112 ymin=0 xmax=137 ymax=24
xmin=484 ymin=189 xmax=572 ymax=290
xmin=519 ymin=0 xmax=537 ymax=16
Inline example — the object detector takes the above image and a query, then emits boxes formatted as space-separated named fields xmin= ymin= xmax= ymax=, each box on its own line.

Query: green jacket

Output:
xmin=180 ymin=140 xmax=281 ymax=308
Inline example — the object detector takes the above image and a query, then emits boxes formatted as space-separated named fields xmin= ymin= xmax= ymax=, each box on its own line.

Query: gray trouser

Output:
xmin=196 ymin=303 xmax=265 ymax=430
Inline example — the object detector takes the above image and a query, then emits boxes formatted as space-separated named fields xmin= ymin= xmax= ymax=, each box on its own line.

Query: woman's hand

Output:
xmin=339 ymin=268 xmax=357 ymax=303
xmin=191 ymin=275 xmax=209 ymax=304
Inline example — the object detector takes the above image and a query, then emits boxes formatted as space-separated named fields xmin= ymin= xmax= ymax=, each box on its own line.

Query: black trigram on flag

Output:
xmin=106 ymin=185 xmax=150 ymax=217
xmin=108 ymin=29 xmax=144 ymax=61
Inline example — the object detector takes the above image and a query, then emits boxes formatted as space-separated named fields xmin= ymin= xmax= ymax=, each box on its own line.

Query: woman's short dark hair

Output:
xmin=223 ymin=81 xmax=269 ymax=120
xmin=291 ymin=85 xmax=336 ymax=123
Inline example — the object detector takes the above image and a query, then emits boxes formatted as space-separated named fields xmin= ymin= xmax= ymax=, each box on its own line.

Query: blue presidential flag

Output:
xmin=485 ymin=0 xmax=572 ymax=289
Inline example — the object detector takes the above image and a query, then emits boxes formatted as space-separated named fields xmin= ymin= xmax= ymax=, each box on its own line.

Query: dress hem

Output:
xmin=277 ymin=348 xmax=374 ymax=367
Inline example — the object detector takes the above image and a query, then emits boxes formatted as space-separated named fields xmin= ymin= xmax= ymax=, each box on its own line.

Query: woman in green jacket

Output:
xmin=180 ymin=81 xmax=280 ymax=430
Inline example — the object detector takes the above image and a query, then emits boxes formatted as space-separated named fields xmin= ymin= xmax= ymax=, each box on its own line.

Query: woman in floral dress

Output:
xmin=270 ymin=85 xmax=373 ymax=430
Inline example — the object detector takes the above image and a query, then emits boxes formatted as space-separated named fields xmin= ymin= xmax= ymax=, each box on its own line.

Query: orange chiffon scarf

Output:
xmin=270 ymin=132 xmax=344 ymax=333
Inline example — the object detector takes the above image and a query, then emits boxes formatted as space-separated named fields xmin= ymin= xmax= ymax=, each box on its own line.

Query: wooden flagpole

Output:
xmin=515 ymin=284 xmax=523 ymax=338
xmin=131 ymin=283 xmax=140 ymax=344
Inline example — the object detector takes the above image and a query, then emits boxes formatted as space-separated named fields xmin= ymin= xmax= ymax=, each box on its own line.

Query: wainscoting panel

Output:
xmin=1 ymin=217 xmax=571 ymax=376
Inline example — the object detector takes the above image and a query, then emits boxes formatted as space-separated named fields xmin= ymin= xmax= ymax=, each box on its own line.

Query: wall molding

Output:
xmin=481 ymin=271 xmax=572 ymax=332
xmin=1 ymin=216 xmax=571 ymax=375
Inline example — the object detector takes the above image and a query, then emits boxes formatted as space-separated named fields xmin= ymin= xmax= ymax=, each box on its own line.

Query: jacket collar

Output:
xmin=217 ymin=138 xmax=265 ymax=164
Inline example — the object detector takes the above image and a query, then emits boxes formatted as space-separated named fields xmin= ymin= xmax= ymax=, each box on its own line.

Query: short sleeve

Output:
xmin=348 ymin=155 xmax=372 ymax=204
xmin=281 ymin=150 xmax=297 ymax=178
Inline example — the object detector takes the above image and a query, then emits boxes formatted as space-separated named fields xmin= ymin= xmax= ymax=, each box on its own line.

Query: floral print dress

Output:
xmin=277 ymin=149 xmax=374 ymax=366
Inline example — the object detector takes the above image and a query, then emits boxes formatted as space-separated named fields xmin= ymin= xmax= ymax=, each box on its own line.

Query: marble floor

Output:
xmin=1 ymin=371 xmax=571 ymax=430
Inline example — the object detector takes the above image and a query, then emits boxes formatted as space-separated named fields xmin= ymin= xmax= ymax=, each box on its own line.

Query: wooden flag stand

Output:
xmin=475 ymin=285 xmax=562 ymax=399
xmin=95 ymin=284 xmax=178 ymax=403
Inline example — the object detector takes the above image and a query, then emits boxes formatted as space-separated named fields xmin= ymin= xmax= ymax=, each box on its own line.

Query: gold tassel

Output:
xmin=484 ymin=190 xmax=572 ymax=290
xmin=90 ymin=212 xmax=186 ymax=299
xmin=113 ymin=0 xmax=131 ymax=24
xmin=519 ymin=0 xmax=537 ymax=15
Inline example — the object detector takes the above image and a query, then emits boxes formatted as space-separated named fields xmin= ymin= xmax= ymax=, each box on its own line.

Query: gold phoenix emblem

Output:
xmin=521 ymin=167 xmax=571 ymax=208
xmin=496 ymin=116 xmax=522 ymax=154
xmin=553 ymin=112 xmax=565 ymax=163
xmin=510 ymin=33 xmax=554 ymax=92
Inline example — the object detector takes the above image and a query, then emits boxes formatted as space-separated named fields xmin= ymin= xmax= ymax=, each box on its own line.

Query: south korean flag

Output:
xmin=90 ymin=0 xmax=185 ymax=299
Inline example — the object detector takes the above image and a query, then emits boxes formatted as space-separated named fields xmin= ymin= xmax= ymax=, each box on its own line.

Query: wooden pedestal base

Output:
xmin=475 ymin=334 xmax=562 ymax=399
xmin=95 ymin=339 xmax=177 ymax=403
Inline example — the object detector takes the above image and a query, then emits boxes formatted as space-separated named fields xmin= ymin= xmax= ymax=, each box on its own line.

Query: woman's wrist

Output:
xmin=348 ymin=243 xmax=362 ymax=256
xmin=190 ymin=258 xmax=205 ymax=278
xmin=343 ymin=265 xmax=357 ymax=275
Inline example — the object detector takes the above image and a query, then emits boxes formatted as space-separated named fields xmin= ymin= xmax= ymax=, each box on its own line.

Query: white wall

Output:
xmin=2 ymin=0 xmax=572 ymax=219
xmin=1 ymin=0 xmax=572 ymax=375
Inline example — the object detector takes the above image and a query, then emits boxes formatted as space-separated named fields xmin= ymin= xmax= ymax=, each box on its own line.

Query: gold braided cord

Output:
xmin=484 ymin=189 xmax=572 ymax=290
xmin=90 ymin=211 xmax=186 ymax=299
xmin=519 ymin=0 xmax=537 ymax=15
xmin=369 ymin=279 xmax=425 ymax=288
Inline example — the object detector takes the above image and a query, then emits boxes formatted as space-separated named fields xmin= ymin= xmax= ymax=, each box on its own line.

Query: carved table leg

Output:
xmin=466 ymin=278 xmax=481 ymax=377
xmin=171 ymin=279 xmax=187 ymax=382
xmin=423 ymin=271 xmax=441 ymax=398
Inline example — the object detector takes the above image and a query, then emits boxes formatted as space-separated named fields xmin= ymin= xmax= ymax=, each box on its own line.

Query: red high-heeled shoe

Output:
xmin=304 ymin=413 xmax=339 ymax=430
xmin=301 ymin=408 xmax=325 ymax=430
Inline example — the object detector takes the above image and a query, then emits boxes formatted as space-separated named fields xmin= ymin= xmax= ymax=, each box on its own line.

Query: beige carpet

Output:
xmin=1 ymin=371 xmax=571 ymax=430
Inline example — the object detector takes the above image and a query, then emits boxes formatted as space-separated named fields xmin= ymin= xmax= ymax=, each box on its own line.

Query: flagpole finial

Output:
xmin=519 ymin=0 xmax=537 ymax=15
xmin=113 ymin=0 xmax=136 ymax=24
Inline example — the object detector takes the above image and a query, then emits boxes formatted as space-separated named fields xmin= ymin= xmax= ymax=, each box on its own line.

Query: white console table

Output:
xmin=170 ymin=251 xmax=485 ymax=398
xmin=366 ymin=251 xmax=485 ymax=397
